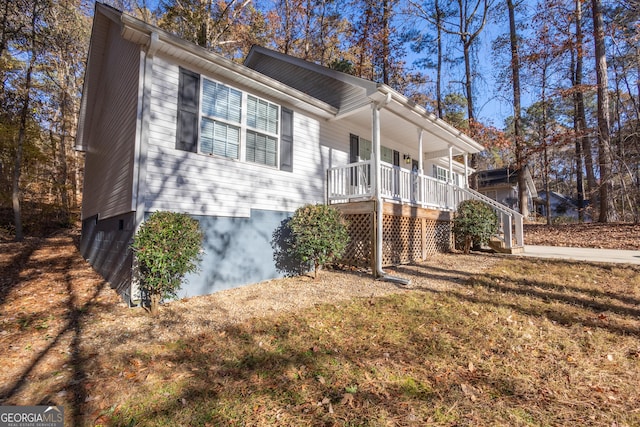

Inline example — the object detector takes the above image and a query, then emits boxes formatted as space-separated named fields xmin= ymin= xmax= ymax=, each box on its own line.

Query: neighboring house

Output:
xmin=77 ymin=4 xmax=522 ymax=304
xmin=475 ymin=166 xmax=537 ymax=217
xmin=536 ymin=191 xmax=590 ymax=222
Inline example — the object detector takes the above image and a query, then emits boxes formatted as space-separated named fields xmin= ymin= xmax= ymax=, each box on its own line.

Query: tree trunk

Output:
xmin=57 ymin=89 xmax=70 ymax=225
xmin=381 ymin=0 xmax=390 ymax=85
xmin=544 ymin=140 xmax=551 ymax=225
xmin=150 ymin=293 xmax=161 ymax=315
xmin=435 ymin=0 xmax=443 ymax=118
xmin=573 ymin=0 xmax=586 ymax=222
xmin=579 ymin=0 xmax=596 ymax=204
xmin=592 ymin=0 xmax=617 ymax=222
xmin=12 ymin=2 xmax=39 ymax=241
xmin=507 ymin=0 xmax=528 ymax=219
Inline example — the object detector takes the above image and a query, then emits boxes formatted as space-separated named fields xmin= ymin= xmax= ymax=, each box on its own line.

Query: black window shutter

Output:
xmin=176 ymin=67 xmax=200 ymax=152
xmin=280 ymin=107 xmax=293 ymax=171
xmin=393 ymin=150 xmax=400 ymax=167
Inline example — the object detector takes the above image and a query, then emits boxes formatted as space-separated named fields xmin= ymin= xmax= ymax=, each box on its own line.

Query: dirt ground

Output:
xmin=0 ymin=223 xmax=637 ymax=424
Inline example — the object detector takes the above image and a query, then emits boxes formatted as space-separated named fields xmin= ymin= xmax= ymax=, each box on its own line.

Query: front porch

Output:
xmin=327 ymin=161 xmax=469 ymax=210
xmin=327 ymin=162 xmax=525 ymax=268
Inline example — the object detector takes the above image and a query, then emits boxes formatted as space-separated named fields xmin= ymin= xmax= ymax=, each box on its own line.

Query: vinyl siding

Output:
xmin=143 ymin=56 xmax=331 ymax=217
xmin=81 ymin=20 xmax=140 ymax=220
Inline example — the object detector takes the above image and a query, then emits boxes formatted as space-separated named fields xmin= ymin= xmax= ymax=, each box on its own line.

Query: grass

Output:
xmin=100 ymin=258 xmax=640 ymax=426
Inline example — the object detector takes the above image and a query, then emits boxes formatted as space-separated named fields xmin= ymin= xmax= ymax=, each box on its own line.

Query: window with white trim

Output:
xmin=246 ymin=95 xmax=279 ymax=167
xmin=433 ymin=165 xmax=459 ymax=185
xmin=200 ymin=80 xmax=242 ymax=158
xmin=176 ymin=67 xmax=292 ymax=171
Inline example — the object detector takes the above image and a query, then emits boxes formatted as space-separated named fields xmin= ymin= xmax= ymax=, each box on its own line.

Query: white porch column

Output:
xmin=372 ymin=103 xmax=381 ymax=198
xmin=372 ymin=95 xmax=391 ymax=278
xmin=417 ymin=128 xmax=423 ymax=173
xmin=463 ymin=152 xmax=469 ymax=188
xmin=448 ymin=145 xmax=454 ymax=184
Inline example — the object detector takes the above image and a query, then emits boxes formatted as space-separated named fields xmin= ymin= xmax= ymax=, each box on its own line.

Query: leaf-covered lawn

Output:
xmin=1 ymin=226 xmax=639 ymax=426
xmin=98 ymin=258 xmax=639 ymax=426
xmin=524 ymin=222 xmax=640 ymax=250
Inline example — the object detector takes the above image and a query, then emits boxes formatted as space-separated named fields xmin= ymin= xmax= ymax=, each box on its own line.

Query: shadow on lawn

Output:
xmin=0 ymin=238 xmax=40 ymax=308
xmin=393 ymin=258 xmax=640 ymax=336
xmin=0 ymin=234 xmax=111 ymax=427
xmin=99 ymin=256 xmax=639 ymax=425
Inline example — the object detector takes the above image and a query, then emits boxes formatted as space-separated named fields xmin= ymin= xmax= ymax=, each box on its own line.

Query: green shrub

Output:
xmin=453 ymin=200 xmax=498 ymax=254
xmin=131 ymin=211 xmax=203 ymax=314
xmin=288 ymin=204 xmax=350 ymax=279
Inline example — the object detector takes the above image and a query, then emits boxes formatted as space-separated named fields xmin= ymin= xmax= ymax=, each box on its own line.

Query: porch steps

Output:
xmin=488 ymin=237 xmax=525 ymax=255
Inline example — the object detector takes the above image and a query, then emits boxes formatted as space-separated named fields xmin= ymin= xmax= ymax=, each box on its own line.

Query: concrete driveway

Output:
xmin=519 ymin=245 xmax=640 ymax=265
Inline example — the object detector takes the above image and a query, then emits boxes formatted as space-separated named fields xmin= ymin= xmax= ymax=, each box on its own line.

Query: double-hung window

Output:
xmin=176 ymin=67 xmax=293 ymax=171
xmin=200 ymin=80 xmax=242 ymax=159
xmin=246 ymin=95 xmax=279 ymax=167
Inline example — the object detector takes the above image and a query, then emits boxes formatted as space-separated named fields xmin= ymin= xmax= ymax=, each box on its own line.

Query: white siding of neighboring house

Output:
xmin=143 ymin=55 xmax=332 ymax=217
xmin=81 ymin=20 xmax=141 ymax=220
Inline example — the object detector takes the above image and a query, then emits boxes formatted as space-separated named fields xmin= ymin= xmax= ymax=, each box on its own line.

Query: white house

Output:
xmin=77 ymin=3 xmax=523 ymax=304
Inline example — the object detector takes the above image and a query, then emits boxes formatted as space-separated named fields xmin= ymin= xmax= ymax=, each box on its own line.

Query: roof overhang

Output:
xmin=112 ymin=5 xmax=338 ymax=120
xmin=332 ymin=85 xmax=484 ymax=156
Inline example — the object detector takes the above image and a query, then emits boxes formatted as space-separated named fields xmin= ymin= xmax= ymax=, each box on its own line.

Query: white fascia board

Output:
xmin=374 ymin=85 xmax=485 ymax=154
xmin=433 ymin=157 xmax=468 ymax=173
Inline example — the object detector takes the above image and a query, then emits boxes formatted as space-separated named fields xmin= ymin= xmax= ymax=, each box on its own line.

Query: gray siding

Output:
xmin=81 ymin=20 xmax=141 ymax=220
xmin=80 ymin=212 xmax=135 ymax=301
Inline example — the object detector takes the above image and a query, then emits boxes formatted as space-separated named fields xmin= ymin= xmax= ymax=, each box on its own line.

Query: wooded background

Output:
xmin=1 ymin=0 xmax=638 ymax=241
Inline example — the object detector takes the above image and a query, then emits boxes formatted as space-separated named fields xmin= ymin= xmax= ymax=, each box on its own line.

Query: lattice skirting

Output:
xmin=340 ymin=212 xmax=373 ymax=268
xmin=381 ymin=216 xmax=452 ymax=265
xmin=338 ymin=206 xmax=452 ymax=268
xmin=425 ymin=219 xmax=453 ymax=255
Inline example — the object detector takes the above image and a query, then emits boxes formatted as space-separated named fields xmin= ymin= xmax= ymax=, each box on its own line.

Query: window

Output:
xmin=246 ymin=131 xmax=277 ymax=166
xmin=200 ymin=79 xmax=241 ymax=159
xmin=176 ymin=68 xmax=293 ymax=171
xmin=200 ymin=118 xmax=240 ymax=158
xmin=433 ymin=165 xmax=459 ymax=185
xmin=349 ymin=134 xmax=397 ymax=165
xmin=246 ymin=95 xmax=279 ymax=167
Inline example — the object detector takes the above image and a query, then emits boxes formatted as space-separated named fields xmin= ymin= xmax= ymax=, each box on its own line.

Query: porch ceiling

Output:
xmin=341 ymin=103 xmax=480 ymax=157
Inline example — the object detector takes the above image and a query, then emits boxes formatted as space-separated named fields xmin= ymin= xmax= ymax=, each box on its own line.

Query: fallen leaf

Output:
xmin=341 ymin=393 xmax=354 ymax=407
xmin=461 ymin=383 xmax=477 ymax=401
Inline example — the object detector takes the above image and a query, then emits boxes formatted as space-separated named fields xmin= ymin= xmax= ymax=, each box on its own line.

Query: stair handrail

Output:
xmin=459 ymin=187 xmax=524 ymax=220
xmin=457 ymin=187 xmax=524 ymax=248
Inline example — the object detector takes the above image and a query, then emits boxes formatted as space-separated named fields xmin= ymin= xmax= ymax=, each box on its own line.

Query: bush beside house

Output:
xmin=288 ymin=204 xmax=350 ymax=279
xmin=453 ymin=200 xmax=498 ymax=254
xmin=131 ymin=211 xmax=203 ymax=314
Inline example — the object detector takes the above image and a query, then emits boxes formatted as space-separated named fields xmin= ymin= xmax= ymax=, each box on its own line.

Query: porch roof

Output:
xmin=245 ymin=46 xmax=485 ymax=156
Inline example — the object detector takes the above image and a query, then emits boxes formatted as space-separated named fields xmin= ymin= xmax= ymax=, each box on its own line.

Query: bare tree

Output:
xmin=591 ymin=0 xmax=617 ymax=222
xmin=11 ymin=0 xmax=44 ymax=241
xmin=506 ymin=0 xmax=529 ymax=218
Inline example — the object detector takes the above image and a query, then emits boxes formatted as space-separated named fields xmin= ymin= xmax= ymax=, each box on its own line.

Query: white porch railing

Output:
xmin=327 ymin=160 xmax=373 ymax=203
xmin=327 ymin=161 xmax=524 ymax=249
